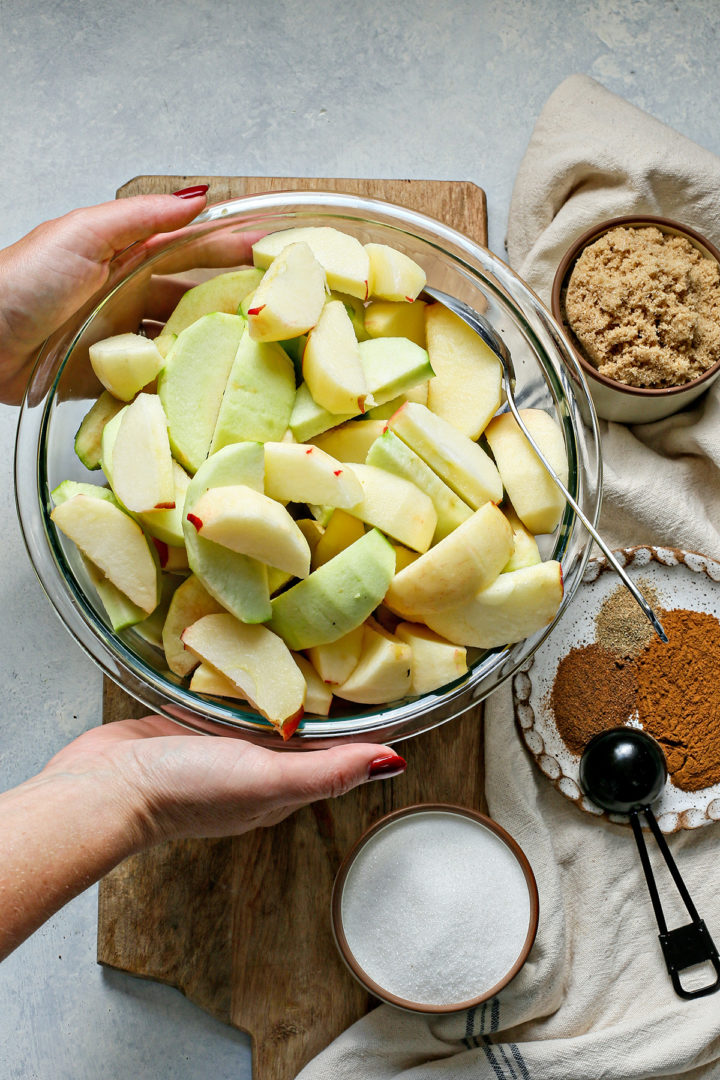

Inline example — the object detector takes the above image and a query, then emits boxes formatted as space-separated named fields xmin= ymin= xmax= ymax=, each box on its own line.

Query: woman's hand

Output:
xmin=43 ymin=716 xmax=406 ymax=844
xmin=0 ymin=187 xmax=209 ymax=404
xmin=0 ymin=718 xmax=404 ymax=960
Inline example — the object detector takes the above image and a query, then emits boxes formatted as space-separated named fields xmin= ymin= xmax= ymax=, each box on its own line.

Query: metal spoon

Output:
xmin=579 ymin=727 xmax=720 ymax=999
xmin=422 ymin=286 xmax=667 ymax=643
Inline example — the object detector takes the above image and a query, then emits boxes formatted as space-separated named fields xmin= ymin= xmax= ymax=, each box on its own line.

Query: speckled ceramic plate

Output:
xmin=513 ymin=546 xmax=720 ymax=833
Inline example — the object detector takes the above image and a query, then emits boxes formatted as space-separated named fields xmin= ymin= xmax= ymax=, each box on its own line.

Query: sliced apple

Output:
xmin=296 ymin=518 xmax=325 ymax=555
xmin=392 ymin=544 xmax=420 ymax=573
xmin=484 ymin=410 xmax=568 ymax=535
xmin=388 ymin=401 xmax=503 ymax=508
xmin=330 ymin=291 xmax=368 ymax=341
xmin=345 ymin=463 xmax=437 ymax=553
xmin=263 ymin=442 xmax=362 ymax=508
xmin=162 ymin=573 xmax=225 ymax=677
xmin=133 ymin=574 xmax=183 ymax=650
xmin=365 ymin=243 xmax=426 ymax=302
xmin=358 ymin=337 xmax=433 ymax=406
xmin=312 ymin=510 xmax=365 ymax=569
xmin=384 ymin=502 xmax=514 ymax=619
xmin=292 ymin=654 xmax=332 ymax=716
xmin=395 ymin=622 xmax=468 ymax=696
xmin=158 ymin=312 xmax=245 ymax=473
xmin=269 ymin=529 xmax=395 ymax=650
xmin=51 ymin=480 xmax=116 ymax=507
xmin=182 ymin=613 xmax=305 ymax=739
xmin=151 ymin=538 xmax=190 ymax=573
xmin=210 ymin=333 xmax=296 ymax=451
xmin=364 ymin=299 xmax=426 ymax=347
xmin=81 ymin=554 xmax=147 ymax=632
xmin=425 ymin=303 xmax=502 ymax=438
xmin=109 ymin=393 xmax=175 ymax=513
xmin=89 ymin=332 xmax=164 ymax=402
xmin=155 ymin=268 xmax=264 ymax=356
xmin=302 ymin=300 xmax=369 ymax=414
xmin=366 ymin=430 xmax=472 ymax=542
xmin=306 ymin=624 xmax=365 ymax=686
xmin=139 ymin=462 xmax=191 ymax=547
xmin=363 ymin=380 xmax=428 ymax=420
xmin=74 ymin=391 xmax=125 ymax=471
xmin=183 ymin=443 xmax=270 ymax=624
xmin=253 ymin=227 xmax=369 ymax=300
xmin=190 ymin=662 xmax=247 ymax=700
xmin=51 ymin=494 xmax=160 ymax=614
xmin=288 ymin=382 xmax=355 ymax=442
xmin=189 ymin=485 xmax=311 ymax=579
xmin=502 ymin=506 xmax=541 ymax=572
xmin=334 ymin=620 xmax=412 ymax=705
xmin=310 ymin=419 xmax=386 ymax=464
xmin=247 ymin=242 xmax=326 ymax=343
xmin=424 ymin=560 xmax=563 ymax=648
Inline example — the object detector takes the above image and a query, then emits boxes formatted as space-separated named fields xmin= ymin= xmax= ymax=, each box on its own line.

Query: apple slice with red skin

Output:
xmin=181 ymin=613 xmax=306 ymax=739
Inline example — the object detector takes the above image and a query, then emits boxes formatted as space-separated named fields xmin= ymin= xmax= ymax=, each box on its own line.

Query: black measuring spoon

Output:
xmin=579 ymin=727 xmax=720 ymax=999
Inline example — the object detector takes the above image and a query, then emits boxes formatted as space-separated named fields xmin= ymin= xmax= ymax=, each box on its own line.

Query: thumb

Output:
xmin=268 ymin=744 xmax=407 ymax=805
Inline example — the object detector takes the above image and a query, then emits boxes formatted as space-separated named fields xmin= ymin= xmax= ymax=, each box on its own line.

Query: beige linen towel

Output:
xmin=298 ymin=75 xmax=720 ymax=1080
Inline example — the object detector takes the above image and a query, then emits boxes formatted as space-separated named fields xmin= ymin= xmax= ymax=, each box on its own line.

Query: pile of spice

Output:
xmin=550 ymin=582 xmax=720 ymax=793
xmin=564 ymin=225 xmax=720 ymax=389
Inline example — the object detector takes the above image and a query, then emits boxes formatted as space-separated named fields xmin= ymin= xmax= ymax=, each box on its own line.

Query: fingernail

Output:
xmin=171 ymin=184 xmax=209 ymax=200
xmin=368 ymin=753 xmax=406 ymax=780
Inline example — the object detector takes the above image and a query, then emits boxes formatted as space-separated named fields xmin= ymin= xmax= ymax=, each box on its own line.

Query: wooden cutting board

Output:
xmin=98 ymin=175 xmax=488 ymax=1080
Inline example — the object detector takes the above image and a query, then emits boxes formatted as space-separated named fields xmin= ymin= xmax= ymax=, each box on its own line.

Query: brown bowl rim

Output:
xmin=330 ymin=803 xmax=540 ymax=1014
xmin=550 ymin=214 xmax=720 ymax=398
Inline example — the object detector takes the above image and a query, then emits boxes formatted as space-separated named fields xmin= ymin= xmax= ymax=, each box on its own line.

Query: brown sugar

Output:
xmin=564 ymin=226 xmax=720 ymax=389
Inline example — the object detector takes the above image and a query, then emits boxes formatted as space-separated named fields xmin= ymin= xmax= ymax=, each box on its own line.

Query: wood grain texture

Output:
xmin=98 ymin=176 xmax=488 ymax=1080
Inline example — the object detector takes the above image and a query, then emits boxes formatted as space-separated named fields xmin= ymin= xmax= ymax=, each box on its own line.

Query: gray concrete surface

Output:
xmin=1 ymin=1 xmax=718 ymax=1076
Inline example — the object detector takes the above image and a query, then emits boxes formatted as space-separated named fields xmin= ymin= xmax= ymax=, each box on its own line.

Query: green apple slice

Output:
xmin=364 ymin=299 xmax=426 ymax=347
xmin=158 ymin=312 xmax=245 ymax=473
xmin=89 ymin=332 xmax=164 ymax=402
xmin=484 ymin=409 xmax=568 ymax=535
xmin=51 ymin=480 xmax=117 ymax=507
xmin=51 ymin=494 xmax=160 ymax=613
xmin=133 ymin=573 xmax=182 ymax=649
xmin=247 ymin=242 xmax=326 ymax=343
xmin=363 ymin=380 xmax=428 ymax=420
xmin=80 ymin=555 xmax=147 ymax=632
xmin=334 ymin=619 xmax=412 ymax=705
xmin=425 ymin=303 xmax=502 ymax=438
xmin=309 ymin=419 xmax=386 ymax=464
xmin=424 ymin=560 xmax=563 ymax=648
xmin=366 ymin=429 xmax=472 ymax=542
xmin=253 ymin=227 xmax=369 ymax=300
xmin=183 ymin=443 xmax=270 ymax=624
xmin=358 ymin=337 xmax=433 ymax=405
xmin=209 ymin=333 xmax=296 ymax=452
xmin=269 ymin=529 xmax=395 ymax=650
xmin=263 ymin=442 xmax=362 ymax=508
xmin=364 ymin=244 xmax=426 ymax=301
xmin=288 ymin=382 xmax=355 ymax=442
xmin=74 ymin=391 xmax=125 ymax=471
xmin=154 ymin=268 xmax=264 ymax=356
xmin=395 ymin=623 xmax=468 ymax=696
xmin=387 ymin=401 xmax=503 ymax=508
xmin=330 ymin=291 xmax=369 ymax=340
xmin=312 ymin=510 xmax=365 ymax=569
xmin=384 ymin=502 xmax=514 ymax=620
xmin=162 ymin=573 xmax=226 ymax=677
xmin=292 ymin=654 xmax=332 ymax=716
xmin=307 ymin=624 xmax=364 ymax=686
xmin=344 ymin=463 xmax=437 ymax=553
xmin=181 ymin=613 xmax=305 ymax=738
xmin=188 ymin=485 xmax=311 ymax=579
xmin=110 ymin=393 xmax=175 ymax=513
xmin=302 ymin=300 xmax=369 ymax=414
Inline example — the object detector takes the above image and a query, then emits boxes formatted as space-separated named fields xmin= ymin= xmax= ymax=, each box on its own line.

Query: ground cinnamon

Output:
xmin=635 ymin=608 xmax=720 ymax=792
xmin=550 ymin=643 xmax=638 ymax=755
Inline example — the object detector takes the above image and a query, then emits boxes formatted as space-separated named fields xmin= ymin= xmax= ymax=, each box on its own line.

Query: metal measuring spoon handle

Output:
xmin=630 ymin=805 xmax=720 ymax=999
xmin=423 ymin=286 xmax=667 ymax=643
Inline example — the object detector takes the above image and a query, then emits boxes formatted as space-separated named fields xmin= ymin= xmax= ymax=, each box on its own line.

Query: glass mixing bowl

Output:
xmin=16 ymin=191 xmax=601 ymax=748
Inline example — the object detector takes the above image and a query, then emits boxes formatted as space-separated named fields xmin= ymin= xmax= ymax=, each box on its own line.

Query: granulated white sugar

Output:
xmin=340 ymin=811 xmax=532 ymax=1006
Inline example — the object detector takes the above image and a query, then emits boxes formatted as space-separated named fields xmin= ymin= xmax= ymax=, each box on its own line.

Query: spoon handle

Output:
xmin=630 ymin=807 xmax=720 ymax=999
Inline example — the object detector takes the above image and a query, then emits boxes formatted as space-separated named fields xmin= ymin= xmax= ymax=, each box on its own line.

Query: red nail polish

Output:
xmin=368 ymin=753 xmax=406 ymax=779
xmin=172 ymin=184 xmax=209 ymax=199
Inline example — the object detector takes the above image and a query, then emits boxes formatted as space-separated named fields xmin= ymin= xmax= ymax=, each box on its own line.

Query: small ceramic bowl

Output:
xmin=551 ymin=215 xmax=720 ymax=424
xmin=331 ymin=804 xmax=539 ymax=1013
